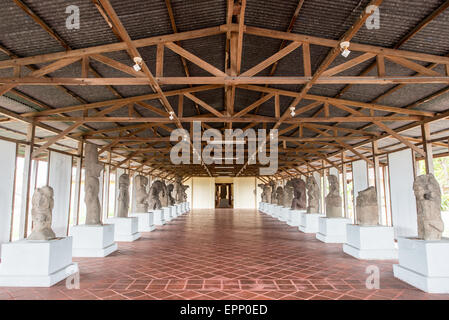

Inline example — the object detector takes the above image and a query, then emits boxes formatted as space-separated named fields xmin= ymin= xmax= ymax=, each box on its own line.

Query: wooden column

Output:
xmin=372 ymin=141 xmax=382 ymax=223
xmin=72 ymin=140 xmax=84 ymax=226
xmin=341 ymin=152 xmax=349 ymax=218
xmin=19 ymin=123 xmax=35 ymax=239
xmin=103 ymin=151 xmax=111 ymax=220
xmin=421 ymin=123 xmax=434 ymax=174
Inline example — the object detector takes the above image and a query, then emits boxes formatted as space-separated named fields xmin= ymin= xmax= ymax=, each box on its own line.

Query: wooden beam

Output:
xmin=184 ymin=93 xmax=224 ymax=118
xmin=421 ymin=122 xmax=434 ymax=174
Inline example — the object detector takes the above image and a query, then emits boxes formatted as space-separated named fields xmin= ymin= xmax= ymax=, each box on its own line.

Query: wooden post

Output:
xmin=421 ymin=123 xmax=434 ymax=174
xmin=341 ymin=152 xmax=348 ymax=218
xmin=19 ymin=123 xmax=35 ymax=239
xmin=372 ymin=141 xmax=382 ymax=223
xmin=72 ymin=140 xmax=84 ymax=226
xmin=103 ymin=151 xmax=111 ymax=220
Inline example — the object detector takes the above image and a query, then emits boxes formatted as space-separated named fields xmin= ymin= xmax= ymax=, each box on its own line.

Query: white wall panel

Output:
xmin=192 ymin=177 xmax=215 ymax=209
xmin=352 ymin=160 xmax=369 ymax=208
xmin=234 ymin=177 xmax=256 ymax=209
xmin=388 ymin=149 xmax=418 ymax=238
xmin=0 ymin=140 xmax=16 ymax=252
xmin=48 ymin=151 xmax=72 ymax=237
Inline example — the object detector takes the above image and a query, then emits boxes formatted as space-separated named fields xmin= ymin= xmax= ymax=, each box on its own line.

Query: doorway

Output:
xmin=215 ymin=183 xmax=233 ymax=208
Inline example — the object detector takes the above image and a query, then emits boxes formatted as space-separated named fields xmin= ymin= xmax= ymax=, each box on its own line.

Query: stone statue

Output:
xmin=290 ymin=178 xmax=307 ymax=210
xmin=84 ymin=144 xmax=103 ymax=225
xmin=167 ymin=183 xmax=175 ymax=206
xmin=325 ymin=174 xmax=342 ymax=218
xmin=160 ymin=181 xmax=169 ymax=207
xmin=174 ymin=176 xmax=184 ymax=204
xmin=181 ymin=184 xmax=189 ymax=201
xmin=117 ymin=173 xmax=130 ymax=218
xmin=283 ymin=180 xmax=294 ymax=208
xmin=148 ymin=180 xmax=165 ymax=210
xmin=258 ymin=183 xmax=271 ymax=203
xmin=306 ymin=176 xmax=320 ymax=213
xmin=276 ymin=186 xmax=284 ymax=206
xmin=356 ymin=186 xmax=379 ymax=225
xmin=413 ymin=174 xmax=444 ymax=241
xmin=133 ymin=175 xmax=148 ymax=213
xmin=269 ymin=180 xmax=277 ymax=204
xmin=27 ymin=186 xmax=56 ymax=240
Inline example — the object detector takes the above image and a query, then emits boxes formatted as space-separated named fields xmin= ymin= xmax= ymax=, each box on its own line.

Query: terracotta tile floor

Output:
xmin=1 ymin=209 xmax=448 ymax=300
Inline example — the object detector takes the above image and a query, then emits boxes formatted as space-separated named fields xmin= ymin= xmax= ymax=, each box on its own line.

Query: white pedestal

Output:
xmin=280 ymin=207 xmax=290 ymax=222
xmin=176 ymin=204 xmax=182 ymax=215
xmin=169 ymin=206 xmax=177 ymax=219
xmin=299 ymin=213 xmax=324 ymax=233
xmin=393 ymin=237 xmax=449 ymax=293
xmin=70 ymin=224 xmax=118 ymax=257
xmin=259 ymin=202 xmax=265 ymax=212
xmin=316 ymin=217 xmax=352 ymax=243
xmin=162 ymin=207 xmax=172 ymax=222
xmin=264 ymin=204 xmax=272 ymax=215
xmin=273 ymin=205 xmax=282 ymax=219
xmin=129 ymin=212 xmax=155 ymax=232
xmin=104 ymin=217 xmax=141 ymax=242
xmin=288 ymin=210 xmax=304 ymax=227
xmin=181 ymin=202 xmax=186 ymax=213
xmin=186 ymin=201 xmax=190 ymax=212
xmin=152 ymin=209 xmax=165 ymax=226
xmin=343 ymin=225 xmax=397 ymax=260
xmin=0 ymin=237 xmax=78 ymax=287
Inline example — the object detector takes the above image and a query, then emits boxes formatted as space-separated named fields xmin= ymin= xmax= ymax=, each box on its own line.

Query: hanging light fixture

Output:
xmin=340 ymin=41 xmax=351 ymax=58
xmin=169 ymin=111 xmax=174 ymax=120
xmin=290 ymin=106 xmax=295 ymax=117
xmin=133 ymin=57 xmax=143 ymax=71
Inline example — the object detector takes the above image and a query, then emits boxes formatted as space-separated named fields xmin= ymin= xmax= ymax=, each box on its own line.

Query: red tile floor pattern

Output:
xmin=1 ymin=209 xmax=448 ymax=300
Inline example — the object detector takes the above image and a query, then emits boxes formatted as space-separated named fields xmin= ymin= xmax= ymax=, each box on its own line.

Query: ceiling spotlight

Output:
xmin=290 ymin=106 xmax=295 ymax=117
xmin=169 ymin=111 xmax=174 ymax=120
xmin=133 ymin=57 xmax=143 ymax=72
xmin=340 ymin=41 xmax=351 ymax=58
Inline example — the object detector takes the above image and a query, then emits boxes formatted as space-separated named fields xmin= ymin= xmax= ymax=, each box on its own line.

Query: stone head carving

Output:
xmin=134 ymin=175 xmax=148 ymax=213
xmin=276 ymin=186 xmax=284 ymax=206
xmin=148 ymin=180 xmax=165 ymax=210
xmin=258 ymin=183 xmax=271 ymax=203
xmin=181 ymin=184 xmax=189 ymax=201
xmin=269 ymin=180 xmax=277 ymax=204
xmin=325 ymin=174 xmax=342 ymax=218
xmin=290 ymin=178 xmax=307 ymax=210
xmin=117 ymin=173 xmax=130 ymax=218
xmin=413 ymin=174 xmax=444 ymax=241
xmin=27 ymin=186 xmax=56 ymax=240
xmin=356 ymin=186 xmax=379 ymax=225
xmin=283 ymin=180 xmax=294 ymax=208
xmin=84 ymin=144 xmax=103 ymax=225
xmin=160 ymin=181 xmax=169 ymax=207
xmin=306 ymin=176 xmax=320 ymax=213
xmin=167 ymin=183 xmax=175 ymax=206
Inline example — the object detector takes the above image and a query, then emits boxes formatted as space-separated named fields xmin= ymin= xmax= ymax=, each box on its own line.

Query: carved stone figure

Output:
xmin=283 ymin=181 xmax=294 ymax=208
xmin=84 ymin=144 xmax=103 ymax=225
xmin=306 ymin=176 xmax=320 ymax=213
xmin=258 ymin=183 xmax=271 ymax=203
xmin=27 ymin=186 xmax=56 ymax=240
xmin=276 ymin=186 xmax=284 ymax=206
xmin=356 ymin=186 xmax=379 ymax=225
xmin=174 ymin=176 xmax=184 ymax=204
xmin=413 ymin=174 xmax=444 ymax=241
xmin=290 ymin=178 xmax=307 ymax=210
xmin=269 ymin=180 xmax=277 ymax=204
xmin=117 ymin=173 xmax=130 ymax=218
xmin=160 ymin=181 xmax=169 ymax=207
xmin=325 ymin=174 xmax=342 ymax=218
xmin=133 ymin=175 xmax=148 ymax=213
xmin=167 ymin=183 xmax=175 ymax=206
xmin=181 ymin=184 xmax=189 ymax=201
xmin=148 ymin=180 xmax=165 ymax=210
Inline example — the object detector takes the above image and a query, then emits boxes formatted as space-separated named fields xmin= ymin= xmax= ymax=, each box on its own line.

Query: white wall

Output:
xmin=234 ymin=177 xmax=256 ymax=209
xmin=388 ymin=149 xmax=418 ymax=238
xmin=352 ymin=160 xmax=368 ymax=213
xmin=192 ymin=177 xmax=215 ymax=209
xmin=0 ymin=140 xmax=16 ymax=252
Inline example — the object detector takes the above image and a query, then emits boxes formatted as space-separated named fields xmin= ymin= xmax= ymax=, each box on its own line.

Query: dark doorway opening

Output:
xmin=215 ymin=183 xmax=233 ymax=208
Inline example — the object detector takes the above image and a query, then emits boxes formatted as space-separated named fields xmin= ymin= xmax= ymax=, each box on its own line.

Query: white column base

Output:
xmin=162 ymin=207 xmax=172 ymax=222
xmin=288 ymin=210 xmax=304 ymax=227
xmin=129 ymin=212 xmax=156 ymax=232
xmin=152 ymin=209 xmax=165 ymax=225
xmin=70 ymin=224 xmax=118 ymax=257
xmin=316 ymin=217 xmax=352 ymax=243
xmin=104 ymin=217 xmax=141 ymax=242
xmin=0 ymin=237 xmax=78 ymax=287
xmin=298 ymin=213 xmax=324 ymax=233
xmin=393 ymin=237 xmax=449 ymax=293
xmin=343 ymin=225 xmax=397 ymax=260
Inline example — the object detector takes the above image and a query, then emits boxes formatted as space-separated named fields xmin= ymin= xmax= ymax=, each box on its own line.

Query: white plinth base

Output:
xmin=70 ymin=224 xmax=118 ymax=257
xmin=273 ymin=205 xmax=282 ymax=218
xmin=104 ymin=217 xmax=141 ymax=242
xmin=258 ymin=202 xmax=265 ymax=213
xmin=0 ymin=237 xmax=78 ymax=287
xmin=280 ymin=207 xmax=290 ymax=222
xmin=181 ymin=202 xmax=186 ymax=213
xmin=343 ymin=225 xmax=397 ymax=260
xmin=175 ymin=204 xmax=182 ymax=215
xmin=152 ymin=209 xmax=165 ymax=225
xmin=393 ymin=237 xmax=449 ymax=293
xmin=316 ymin=217 xmax=352 ymax=243
xmin=264 ymin=204 xmax=272 ymax=215
xmin=299 ymin=213 xmax=324 ymax=233
xmin=162 ymin=207 xmax=172 ymax=222
xmin=169 ymin=206 xmax=177 ymax=219
xmin=129 ymin=212 xmax=155 ymax=232
xmin=288 ymin=210 xmax=304 ymax=227
xmin=185 ymin=202 xmax=190 ymax=212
